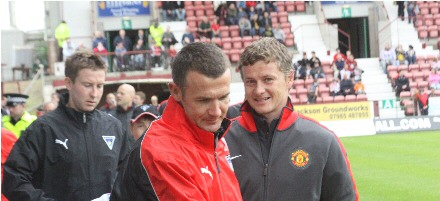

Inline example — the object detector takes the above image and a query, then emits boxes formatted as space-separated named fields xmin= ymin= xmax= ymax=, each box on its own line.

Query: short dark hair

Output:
xmin=239 ymin=37 xmax=292 ymax=78
xmin=171 ymin=42 xmax=230 ymax=88
xmin=65 ymin=50 xmax=107 ymax=83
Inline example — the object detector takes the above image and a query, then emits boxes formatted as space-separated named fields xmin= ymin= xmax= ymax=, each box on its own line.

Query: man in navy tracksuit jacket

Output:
xmin=225 ymin=38 xmax=359 ymax=201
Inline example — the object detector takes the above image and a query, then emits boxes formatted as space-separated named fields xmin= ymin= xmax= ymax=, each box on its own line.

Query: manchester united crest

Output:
xmin=291 ymin=149 xmax=310 ymax=168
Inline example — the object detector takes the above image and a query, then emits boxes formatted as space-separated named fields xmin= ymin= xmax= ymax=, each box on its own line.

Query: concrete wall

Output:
xmin=323 ymin=3 xmax=373 ymax=19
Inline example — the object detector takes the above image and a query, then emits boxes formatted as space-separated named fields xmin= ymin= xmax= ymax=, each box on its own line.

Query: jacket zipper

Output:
xmin=83 ymin=113 xmax=92 ymax=199
xmin=263 ymin=122 xmax=282 ymax=201
xmin=214 ymin=132 xmax=225 ymax=199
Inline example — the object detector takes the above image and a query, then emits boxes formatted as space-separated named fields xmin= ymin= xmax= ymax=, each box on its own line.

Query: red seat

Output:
xmin=285 ymin=33 xmax=294 ymax=47
xmin=428 ymin=25 xmax=438 ymax=38
xmin=296 ymin=88 xmax=308 ymax=96
xmin=230 ymin=49 xmax=241 ymax=63
xmin=356 ymin=94 xmax=367 ymax=101
xmin=418 ymin=81 xmax=429 ymax=89
xmin=295 ymin=1 xmax=306 ymax=12
xmin=345 ymin=95 xmax=356 ymax=102
xmin=229 ymin=25 xmax=240 ymax=37
xmin=286 ymin=3 xmax=295 ymax=12
xmin=413 ymin=71 xmax=424 ymax=82
xmin=294 ymin=79 xmax=305 ymax=90
xmin=278 ymin=12 xmax=288 ymax=23
xmin=304 ymin=78 xmax=314 ymax=89
xmin=289 ymin=88 xmax=297 ymax=96
xmin=405 ymin=107 xmax=415 ymax=116
xmin=221 ymin=37 xmax=232 ymax=50
xmin=281 ymin=22 xmax=292 ymax=34
xmin=212 ymin=37 xmax=222 ymax=47
xmin=322 ymin=96 xmax=334 ymax=103
xmin=194 ymin=1 xmax=203 ymax=6
xmin=243 ymin=36 xmax=253 ymax=47
xmin=334 ymin=95 xmax=345 ymax=103
xmin=400 ymin=91 xmax=411 ymax=99
xmin=252 ymin=35 xmax=260 ymax=42
xmin=232 ymin=37 xmax=243 ymax=49
xmin=425 ymin=14 xmax=434 ymax=26
xmin=420 ymin=63 xmax=431 ymax=70
xmin=319 ymin=86 xmax=330 ymax=97
xmin=398 ymin=65 xmax=409 ymax=72
xmin=408 ymin=64 xmax=420 ymax=72
xmin=186 ymin=5 xmax=195 ymax=17
xmin=219 ymin=26 xmax=230 ymax=38
xmin=187 ymin=16 xmax=197 ymax=28
xmin=420 ymin=5 xmax=430 ymax=15
xmin=204 ymin=1 xmax=213 ymax=6
xmin=387 ymin=65 xmax=398 ymax=74
xmin=184 ymin=1 xmax=193 ymax=7
xmin=206 ymin=5 xmax=215 ymax=16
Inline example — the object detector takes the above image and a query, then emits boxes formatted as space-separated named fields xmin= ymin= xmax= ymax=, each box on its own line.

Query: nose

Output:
xmin=255 ymin=81 xmax=265 ymax=94
xmin=208 ymin=101 xmax=222 ymax=117
xmin=91 ymin=86 xmax=99 ymax=99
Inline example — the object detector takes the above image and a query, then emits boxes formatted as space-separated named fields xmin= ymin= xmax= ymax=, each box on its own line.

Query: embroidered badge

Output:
xmin=291 ymin=149 xmax=310 ymax=168
xmin=102 ymin=136 xmax=116 ymax=150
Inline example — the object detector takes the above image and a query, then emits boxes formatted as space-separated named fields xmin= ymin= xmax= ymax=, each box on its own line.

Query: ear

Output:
xmin=65 ymin=77 xmax=73 ymax=91
xmin=169 ymin=82 xmax=183 ymax=102
xmin=286 ymin=70 xmax=294 ymax=87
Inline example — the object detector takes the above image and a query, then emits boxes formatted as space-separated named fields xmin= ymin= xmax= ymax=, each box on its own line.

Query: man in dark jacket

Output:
xmin=2 ymin=50 xmax=133 ymax=201
xmin=110 ymin=83 xmax=136 ymax=136
xmin=225 ymin=38 xmax=359 ymax=201
xmin=395 ymin=72 xmax=410 ymax=97
xmin=340 ymin=74 xmax=355 ymax=96
xmin=113 ymin=29 xmax=132 ymax=51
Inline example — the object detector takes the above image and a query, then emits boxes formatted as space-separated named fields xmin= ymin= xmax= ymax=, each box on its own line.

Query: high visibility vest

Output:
xmin=55 ymin=23 xmax=72 ymax=47
xmin=2 ymin=112 xmax=37 ymax=138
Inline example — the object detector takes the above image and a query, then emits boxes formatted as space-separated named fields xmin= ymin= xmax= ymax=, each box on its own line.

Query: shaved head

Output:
xmin=116 ymin=84 xmax=136 ymax=109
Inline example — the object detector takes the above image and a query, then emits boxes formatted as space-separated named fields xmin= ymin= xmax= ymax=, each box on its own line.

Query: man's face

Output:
xmin=8 ymin=104 xmax=25 ymax=119
xmin=119 ymin=30 xmax=125 ymax=37
xmin=130 ymin=116 xmax=153 ymax=140
xmin=65 ymin=69 xmax=105 ymax=112
xmin=116 ymin=85 xmax=134 ymax=107
xmin=106 ymin=93 xmax=116 ymax=106
xmin=242 ymin=61 xmax=293 ymax=122
xmin=133 ymin=95 xmax=144 ymax=106
xmin=171 ymin=69 xmax=231 ymax=132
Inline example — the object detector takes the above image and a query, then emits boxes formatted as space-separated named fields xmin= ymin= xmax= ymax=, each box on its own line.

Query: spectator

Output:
xmin=396 ymin=1 xmax=405 ymax=20
xmin=215 ymin=3 xmax=228 ymax=25
xmin=248 ymin=6 xmax=257 ymax=18
xmin=295 ymin=61 xmax=307 ymax=80
xmin=333 ymin=47 xmax=347 ymax=63
xmin=182 ymin=27 xmax=195 ymax=46
xmin=211 ymin=17 xmax=221 ymax=38
xmin=309 ymin=51 xmax=321 ymax=66
xmin=340 ymin=74 xmax=355 ymax=96
xmin=92 ymin=31 xmax=108 ymax=49
xmin=149 ymin=19 xmax=165 ymax=47
xmin=380 ymin=44 xmax=396 ymax=74
xmin=259 ymin=11 xmax=272 ymax=36
xmin=346 ymin=54 xmax=357 ymax=72
xmin=162 ymin=1 xmax=177 ymax=21
xmin=198 ymin=16 xmax=213 ymax=38
xmin=308 ymin=78 xmax=319 ymax=103
xmin=237 ymin=6 xmax=248 ymax=20
xmin=100 ymin=92 xmax=117 ymax=113
xmin=239 ymin=15 xmax=252 ymax=37
xmin=264 ymin=1 xmax=278 ymax=12
xmin=150 ymin=40 xmax=163 ymax=68
xmin=1 ymin=95 xmax=9 ymax=117
xmin=353 ymin=64 xmax=364 ymax=82
xmin=250 ymin=14 xmax=260 ymax=37
xmin=429 ymin=68 xmax=440 ymax=89
xmin=395 ymin=72 xmax=410 ymax=97
xmin=415 ymin=88 xmax=430 ymax=115
xmin=93 ymin=42 xmax=109 ymax=63
xmin=340 ymin=64 xmax=352 ymax=81
xmin=110 ymin=83 xmax=136 ymax=135
xmin=134 ymin=29 xmax=147 ymax=47
xmin=354 ymin=79 xmax=366 ymax=95
xmin=305 ymin=63 xmax=313 ymax=80
xmin=110 ymin=43 xmax=243 ymax=200
xmin=55 ymin=20 xmax=71 ymax=62
xmin=113 ymin=29 xmax=132 ymax=51
xmin=62 ymin=38 xmax=78 ymax=61
xmin=1 ymin=128 xmax=18 ymax=201
xmin=431 ymin=57 xmax=440 ymax=70
xmin=273 ymin=24 xmax=286 ymax=45
xmin=311 ymin=61 xmax=325 ymax=79
xmin=237 ymin=1 xmax=247 ymax=10
xmin=175 ymin=1 xmax=186 ymax=21
xmin=132 ymin=39 xmax=146 ymax=70
xmin=395 ymin=44 xmax=407 ymax=66
xmin=167 ymin=45 xmax=177 ymax=69
xmin=2 ymin=93 xmax=37 ymax=138
xmin=225 ymin=38 xmax=359 ymax=201
xmin=133 ymin=91 xmax=146 ymax=106
xmin=263 ymin=25 xmax=273 ymax=37
xmin=2 ymin=51 xmax=132 ymax=201
xmin=330 ymin=79 xmax=341 ymax=96
xmin=407 ymin=1 xmax=417 ymax=24
xmin=227 ymin=3 xmax=239 ymax=25
xmin=333 ymin=54 xmax=346 ymax=80
xmin=162 ymin=26 xmax=178 ymax=69
xmin=406 ymin=45 xmax=416 ymax=65
xmin=114 ymin=42 xmax=128 ymax=71
xmin=148 ymin=95 xmax=160 ymax=116
xmin=130 ymin=105 xmax=157 ymax=140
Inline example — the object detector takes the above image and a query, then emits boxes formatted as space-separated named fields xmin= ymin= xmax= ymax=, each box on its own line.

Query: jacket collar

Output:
xmin=59 ymin=92 xmax=94 ymax=124
xmin=238 ymin=97 xmax=298 ymax=132
xmin=162 ymin=96 xmax=231 ymax=152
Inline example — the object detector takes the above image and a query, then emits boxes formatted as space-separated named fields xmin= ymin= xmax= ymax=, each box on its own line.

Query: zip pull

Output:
xmin=214 ymin=132 xmax=221 ymax=173
xmin=214 ymin=152 xmax=221 ymax=173
xmin=263 ymin=163 xmax=268 ymax=176
xmin=83 ymin=113 xmax=86 ymax=123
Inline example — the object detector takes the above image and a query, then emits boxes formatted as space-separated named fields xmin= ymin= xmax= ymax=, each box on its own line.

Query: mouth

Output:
xmin=254 ymin=97 xmax=270 ymax=102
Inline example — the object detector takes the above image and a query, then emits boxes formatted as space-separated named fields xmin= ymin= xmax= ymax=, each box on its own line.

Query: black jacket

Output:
xmin=109 ymin=105 xmax=136 ymax=137
xmin=2 ymin=93 xmax=133 ymax=201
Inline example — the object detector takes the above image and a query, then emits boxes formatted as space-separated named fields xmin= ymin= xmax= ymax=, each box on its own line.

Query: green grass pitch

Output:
xmin=341 ymin=130 xmax=440 ymax=201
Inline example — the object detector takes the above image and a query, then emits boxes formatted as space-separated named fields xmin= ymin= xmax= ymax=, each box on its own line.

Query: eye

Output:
xmin=264 ymin=77 xmax=274 ymax=83
xmin=245 ymin=79 xmax=256 ymax=85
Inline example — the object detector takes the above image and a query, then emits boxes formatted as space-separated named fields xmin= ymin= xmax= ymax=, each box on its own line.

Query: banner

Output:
xmin=295 ymin=101 xmax=371 ymax=121
xmin=98 ymin=1 xmax=150 ymax=17
xmin=374 ymin=116 xmax=440 ymax=133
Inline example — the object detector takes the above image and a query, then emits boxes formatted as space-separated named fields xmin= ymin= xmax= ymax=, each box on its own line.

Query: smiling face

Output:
xmin=65 ymin=69 xmax=105 ymax=112
xmin=242 ymin=61 xmax=293 ymax=123
xmin=170 ymin=69 xmax=231 ymax=132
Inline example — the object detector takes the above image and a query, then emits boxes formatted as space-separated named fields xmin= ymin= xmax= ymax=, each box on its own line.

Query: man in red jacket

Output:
xmin=110 ymin=42 xmax=243 ymax=201
xmin=2 ymin=128 xmax=18 ymax=201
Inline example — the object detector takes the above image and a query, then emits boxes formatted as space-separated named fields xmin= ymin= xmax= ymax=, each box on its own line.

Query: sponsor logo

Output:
xmin=201 ymin=166 xmax=213 ymax=179
xmin=291 ymin=149 xmax=310 ymax=168
xmin=102 ymin=136 xmax=116 ymax=150
xmin=55 ymin=139 xmax=68 ymax=150
xmin=226 ymin=155 xmax=242 ymax=171
xmin=375 ymin=117 xmax=433 ymax=132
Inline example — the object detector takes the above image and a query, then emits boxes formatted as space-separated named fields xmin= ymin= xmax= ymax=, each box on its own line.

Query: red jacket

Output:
xmin=2 ymin=128 xmax=18 ymax=201
xmin=110 ymin=96 xmax=243 ymax=201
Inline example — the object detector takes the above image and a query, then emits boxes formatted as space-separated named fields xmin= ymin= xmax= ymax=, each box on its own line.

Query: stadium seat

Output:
xmin=230 ymin=49 xmax=241 ymax=63
xmin=316 ymin=97 xmax=323 ymax=103
xmin=206 ymin=6 xmax=215 ymax=16
xmin=345 ymin=95 xmax=356 ymax=102
xmin=232 ymin=37 xmax=243 ymax=49
xmin=296 ymin=87 xmax=308 ymax=97
xmin=418 ymin=81 xmax=429 ymax=89
xmin=428 ymin=25 xmax=438 ymax=38
xmin=420 ymin=63 xmax=431 ymax=71
xmin=212 ymin=37 xmax=222 ymax=47
xmin=278 ymin=12 xmax=288 ymax=23
xmin=294 ymin=79 xmax=305 ymax=90
xmin=413 ymin=71 xmax=424 ymax=82
xmin=431 ymin=6 xmax=440 ymax=15
xmin=400 ymin=91 xmax=411 ymax=99
xmin=322 ymin=96 xmax=334 ymax=103
xmin=194 ymin=5 xmax=205 ymax=16
xmin=405 ymin=106 xmax=415 ymax=116
xmin=420 ymin=5 xmax=430 ymax=15
xmin=229 ymin=25 xmax=240 ymax=37
xmin=319 ymin=86 xmax=330 ymax=97
xmin=425 ymin=14 xmax=434 ymax=26
xmin=221 ymin=37 xmax=232 ymax=50
xmin=219 ymin=26 xmax=230 ymax=38
xmin=334 ymin=95 xmax=345 ymax=103
xmin=252 ymin=35 xmax=260 ymax=42
xmin=356 ymin=94 xmax=368 ymax=101
xmin=186 ymin=5 xmax=195 ymax=17
xmin=289 ymin=88 xmax=297 ymax=96
xmin=295 ymin=1 xmax=306 ymax=12
xmin=272 ymin=17 xmax=279 ymax=24
xmin=281 ymin=22 xmax=292 ymax=33
xmin=408 ymin=64 xmax=420 ymax=72
xmin=299 ymin=95 xmax=309 ymax=104
xmin=398 ymin=65 xmax=409 ymax=72
xmin=286 ymin=1 xmax=295 ymax=13
xmin=304 ymin=78 xmax=314 ymax=89
xmin=387 ymin=65 xmax=398 ymax=74
xmin=285 ymin=33 xmax=294 ymax=47
xmin=205 ymin=1 xmax=213 ymax=6
xmin=187 ymin=16 xmax=197 ymax=28
xmin=243 ymin=36 xmax=253 ymax=47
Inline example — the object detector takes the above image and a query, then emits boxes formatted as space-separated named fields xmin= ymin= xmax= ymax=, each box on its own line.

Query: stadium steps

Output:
xmin=356 ymin=57 xmax=405 ymax=118
xmin=290 ymin=15 xmax=327 ymax=55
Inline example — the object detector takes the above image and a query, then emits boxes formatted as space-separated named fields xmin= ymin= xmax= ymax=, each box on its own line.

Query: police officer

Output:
xmin=2 ymin=93 xmax=37 ymax=138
